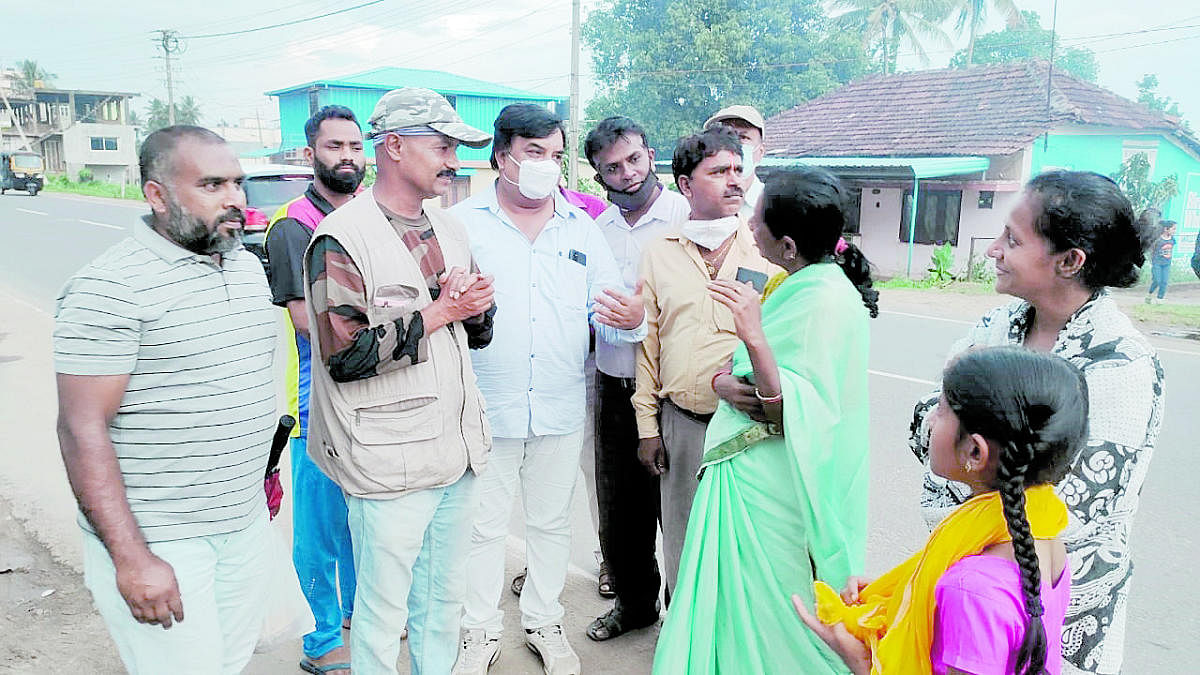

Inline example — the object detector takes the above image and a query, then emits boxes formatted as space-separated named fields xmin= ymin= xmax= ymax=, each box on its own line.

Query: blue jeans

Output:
xmin=347 ymin=471 xmax=479 ymax=675
xmin=292 ymin=437 xmax=356 ymax=659
xmin=1149 ymin=262 xmax=1171 ymax=299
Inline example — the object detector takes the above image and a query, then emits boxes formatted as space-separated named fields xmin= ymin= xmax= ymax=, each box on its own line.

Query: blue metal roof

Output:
xmin=265 ymin=67 xmax=562 ymax=101
xmin=757 ymin=156 xmax=990 ymax=178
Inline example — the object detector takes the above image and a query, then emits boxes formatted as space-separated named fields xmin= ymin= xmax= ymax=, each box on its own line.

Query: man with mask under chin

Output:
xmin=704 ymin=104 xmax=767 ymax=221
xmin=579 ymin=116 xmax=690 ymax=643
xmin=264 ymin=105 xmax=365 ymax=674
xmin=632 ymin=126 xmax=778 ymax=603
xmin=450 ymin=104 xmax=647 ymax=675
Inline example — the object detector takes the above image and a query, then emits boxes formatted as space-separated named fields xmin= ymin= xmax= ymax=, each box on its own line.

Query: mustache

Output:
xmin=437 ymin=169 xmax=457 ymax=178
xmin=335 ymin=162 xmax=361 ymax=170
xmin=219 ymin=208 xmax=246 ymax=226
xmin=724 ymin=187 xmax=744 ymax=198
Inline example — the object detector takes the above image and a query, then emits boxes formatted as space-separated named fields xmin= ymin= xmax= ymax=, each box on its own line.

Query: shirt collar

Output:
xmin=136 ymin=216 xmax=209 ymax=264
xmin=476 ymin=180 xmax=580 ymax=227
xmin=305 ymin=183 xmax=336 ymax=216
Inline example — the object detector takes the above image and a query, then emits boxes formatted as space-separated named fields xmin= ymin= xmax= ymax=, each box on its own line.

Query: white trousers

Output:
xmin=462 ymin=430 xmax=585 ymax=633
xmin=83 ymin=511 xmax=271 ymax=675
xmin=346 ymin=472 xmax=478 ymax=675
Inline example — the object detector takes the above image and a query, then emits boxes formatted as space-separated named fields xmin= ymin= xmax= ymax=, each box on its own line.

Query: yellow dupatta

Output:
xmin=813 ymin=484 xmax=1068 ymax=675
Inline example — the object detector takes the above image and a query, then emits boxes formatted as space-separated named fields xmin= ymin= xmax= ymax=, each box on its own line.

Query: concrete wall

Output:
xmin=61 ymin=122 xmax=136 ymax=181
xmin=856 ymin=186 xmax=1020 ymax=278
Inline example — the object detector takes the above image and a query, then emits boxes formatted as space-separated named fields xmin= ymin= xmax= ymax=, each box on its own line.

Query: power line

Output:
xmin=178 ymin=0 xmax=386 ymax=39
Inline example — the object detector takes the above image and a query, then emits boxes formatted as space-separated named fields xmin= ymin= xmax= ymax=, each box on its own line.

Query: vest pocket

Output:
xmin=345 ymin=399 xmax=444 ymax=490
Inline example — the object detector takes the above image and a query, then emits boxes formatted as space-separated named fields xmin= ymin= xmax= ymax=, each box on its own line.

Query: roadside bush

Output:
xmin=77 ymin=168 xmax=94 ymax=183
xmin=927 ymin=243 xmax=955 ymax=283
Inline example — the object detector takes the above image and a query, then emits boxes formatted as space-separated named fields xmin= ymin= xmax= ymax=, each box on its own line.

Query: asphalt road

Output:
xmin=1 ymin=192 xmax=1195 ymax=672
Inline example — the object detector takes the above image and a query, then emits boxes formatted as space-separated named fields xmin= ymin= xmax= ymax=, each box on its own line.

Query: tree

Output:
xmin=1112 ymin=152 xmax=1179 ymax=214
xmin=1136 ymin=74 xmax=1182 ymax=117
xmin=583 ymin=0 xmax=871 ymax=157
xmin=949 ymin=10 xmax=1099 ymax=82
xmin=145 ymin=96 xmax=203 ymax=132
xmin=950 ymin=0 xmax=1021 ymax=66
xmin=15 ymin=59 xmax=55 ymax=89
xmin=833 ymin=0 xmax=952 ymax=75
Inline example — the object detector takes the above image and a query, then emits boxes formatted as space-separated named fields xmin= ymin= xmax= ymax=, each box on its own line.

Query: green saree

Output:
xmin=652 ymin=263 xmax=871 ymax=674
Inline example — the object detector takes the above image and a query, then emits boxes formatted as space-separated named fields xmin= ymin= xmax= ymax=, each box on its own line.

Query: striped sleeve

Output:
xmin=53 ymin=265 xmax=141 ymax=376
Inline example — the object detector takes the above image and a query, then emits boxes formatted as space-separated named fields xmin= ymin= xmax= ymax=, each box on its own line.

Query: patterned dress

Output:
xmin=909 ymin=291 xmax=1164 ymax=674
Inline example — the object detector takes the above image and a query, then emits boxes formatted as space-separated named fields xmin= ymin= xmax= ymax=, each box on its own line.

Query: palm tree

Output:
xmin=951 ymin=0 xmax=1022 ymax=66
xmin=174 ymin=96 xmax=202 ymax=125
xmin=834 ymin=0 xmax=953 ymax=74
xmin=15 ymin=59 xmax=55 ymax=89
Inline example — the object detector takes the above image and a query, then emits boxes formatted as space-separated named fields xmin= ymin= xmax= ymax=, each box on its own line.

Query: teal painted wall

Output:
xmin=275 ymin=85 xmax=565 ymax=164
xmin=1031 ymin=131 xmax=1200 ymax=266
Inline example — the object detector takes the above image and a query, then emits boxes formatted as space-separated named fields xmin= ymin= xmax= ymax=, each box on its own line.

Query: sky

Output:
xmin=3 ymin=0 xmax=1197 ymax=133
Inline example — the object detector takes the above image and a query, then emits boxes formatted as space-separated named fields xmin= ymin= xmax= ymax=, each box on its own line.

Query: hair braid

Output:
xmin=996 ymin=442 xmax=1049 ymax=675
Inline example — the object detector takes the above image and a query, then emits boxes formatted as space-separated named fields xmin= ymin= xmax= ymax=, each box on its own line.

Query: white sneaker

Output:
xmin=524 ymin=624 xmax=581 ymax=675
xmin=452 ymin=628 xmax=501 ymax=675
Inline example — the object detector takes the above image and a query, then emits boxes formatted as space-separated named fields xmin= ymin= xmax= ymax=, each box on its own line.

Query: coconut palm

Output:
xmin=951 ymin=0 xmax=1023 ymax=66
xmin=15 ymin=59 xmax=55 ymax=90
xmin=834 ymin=0 xmax=953 ymax=74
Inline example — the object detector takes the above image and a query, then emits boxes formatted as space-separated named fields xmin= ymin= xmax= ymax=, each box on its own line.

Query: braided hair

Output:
xmin=761 ymin=168 xmax=879 ymax=317
xmin=942 ymin=347 xmax=1089 ymax=675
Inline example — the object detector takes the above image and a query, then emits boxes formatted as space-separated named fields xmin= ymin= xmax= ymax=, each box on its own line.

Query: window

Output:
xmin=441 ymin=175 xmax=472 ymax=208
xmin=843 ymin=187 xmax=862 ymax=234
xmin=1122 ymin=141 xmax=1158 ymax=174
xmin=443 ymin=95 xmax=457 ymax=109
xmin=899 ymin=189 xmax=962 ymax=245
xmin=308 ymin=88 xmax=320 ymax=116
xmin=90 ymin=137 xmax=118 ymax=151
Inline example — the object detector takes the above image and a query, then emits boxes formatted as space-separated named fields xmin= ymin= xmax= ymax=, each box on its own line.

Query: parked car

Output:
xmin=0 ymin=151 xmax=45 ymax=196
xmin=240 ymin=163 xmax=314 ymax=271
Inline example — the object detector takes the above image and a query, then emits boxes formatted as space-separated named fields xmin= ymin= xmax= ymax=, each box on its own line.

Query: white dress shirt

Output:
xmin=450 ymin=185 xmax=645 ymax=439
xmin=592 ymin=186 xmax=690 ymax=378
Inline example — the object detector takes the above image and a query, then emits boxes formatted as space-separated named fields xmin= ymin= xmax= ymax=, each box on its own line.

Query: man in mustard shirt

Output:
xmin=633 ymin=126 xmax=777 ymax=598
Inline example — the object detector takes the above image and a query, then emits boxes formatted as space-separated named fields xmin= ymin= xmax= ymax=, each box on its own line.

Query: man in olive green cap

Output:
xmin=302 ymin=87 xmax=497 ymax=674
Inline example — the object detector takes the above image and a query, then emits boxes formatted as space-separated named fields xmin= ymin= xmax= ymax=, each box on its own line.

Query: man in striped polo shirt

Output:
xmin=54 ymin=126 xmax=276 ymax=673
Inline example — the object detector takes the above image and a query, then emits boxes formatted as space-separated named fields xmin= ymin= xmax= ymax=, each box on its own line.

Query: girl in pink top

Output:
xmin=797 ymin=347 xmax=1086 ymax=675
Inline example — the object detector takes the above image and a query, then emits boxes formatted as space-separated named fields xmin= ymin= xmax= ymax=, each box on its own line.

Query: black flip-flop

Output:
xmin=299 ymin=658 xmax=351 ymax=674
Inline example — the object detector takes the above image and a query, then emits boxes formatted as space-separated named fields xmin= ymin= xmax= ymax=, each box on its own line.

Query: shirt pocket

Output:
xmin=554 ymin=251 xmax=590 ymax=311
xmin=712 ymin=296 xmax=737 ymax=335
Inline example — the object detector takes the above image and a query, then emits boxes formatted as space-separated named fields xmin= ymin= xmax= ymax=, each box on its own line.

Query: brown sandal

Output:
xmin=598 ymin=561 xmax=616 ymax=598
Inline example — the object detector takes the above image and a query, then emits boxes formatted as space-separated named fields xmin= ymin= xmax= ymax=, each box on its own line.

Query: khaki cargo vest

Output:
xmin=302 ymin=187 xmax=490 ymax=498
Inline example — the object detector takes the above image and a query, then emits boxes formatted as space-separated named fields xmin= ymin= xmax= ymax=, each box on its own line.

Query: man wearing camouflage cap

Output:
xmin=302 ymin=87 xmax=498 ymax=674
xmin=705 ymin=104 xmax=766 ymax=220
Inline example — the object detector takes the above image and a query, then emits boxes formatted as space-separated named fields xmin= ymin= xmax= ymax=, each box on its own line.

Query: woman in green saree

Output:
xmin=652 ymin=168 xmax=878 ymax=674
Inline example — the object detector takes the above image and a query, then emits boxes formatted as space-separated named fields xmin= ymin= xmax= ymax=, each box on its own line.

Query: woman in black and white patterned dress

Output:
xmin=909 ymin=171 xmax=1163 ymax=674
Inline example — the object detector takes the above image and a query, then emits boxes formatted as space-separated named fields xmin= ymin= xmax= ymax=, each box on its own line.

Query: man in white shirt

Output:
xmin=705 ymin=104 xmax=766 ymax=221
xmin=580 ymin=116 xmax=689 ymax=642
xmin=450 ymin=104 xmax=647 ymax=675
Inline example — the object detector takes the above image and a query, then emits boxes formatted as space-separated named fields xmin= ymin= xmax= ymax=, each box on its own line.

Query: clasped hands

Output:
xmin=435 ymin=266 xmax=495 ymax=323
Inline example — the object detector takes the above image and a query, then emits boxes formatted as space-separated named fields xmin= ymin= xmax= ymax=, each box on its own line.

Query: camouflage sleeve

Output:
xmin=458 ymin=255 xmax=496 ymax=349
xmin=307 ymin=235 xmax=429 ymax=383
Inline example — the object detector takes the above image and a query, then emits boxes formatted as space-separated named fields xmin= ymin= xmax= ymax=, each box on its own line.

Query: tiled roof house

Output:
xmin=759 ymin=62 xmax=1200 ymax=276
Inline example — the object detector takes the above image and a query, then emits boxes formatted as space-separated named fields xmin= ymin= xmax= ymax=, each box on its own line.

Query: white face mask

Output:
xmin=741 ymin=143 xmax=761 ymax=180
xmin=680 ymin=216 xmax=739 ymax=250
xmin=503 ymin=152 xmax=561 ymax=201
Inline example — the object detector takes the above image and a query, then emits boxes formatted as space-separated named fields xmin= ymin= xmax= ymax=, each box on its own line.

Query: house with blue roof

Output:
xmin=266 ymin=67 xmax=567 ymax=205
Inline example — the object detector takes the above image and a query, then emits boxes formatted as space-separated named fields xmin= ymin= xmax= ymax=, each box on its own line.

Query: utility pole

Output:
xmin=567 ymin=0 xmax=581 ymax=191
xmin=156 ymin=29 xmax=182 ymax=125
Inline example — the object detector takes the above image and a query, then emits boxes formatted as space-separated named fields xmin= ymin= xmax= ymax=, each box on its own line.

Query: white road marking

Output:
xmin=16 ymin=208 xmax=47 ymax=216
xmin=1154 ymin=346 xmax=1200 ymax=357
xmin=869 ymin=369 xmax=936 ymax=386
xmin=78 ymin=219 xmax=123 ymax=231
xmin=0 ymin=290 xmax=48 ymax=316
xmin=879 ymin=310 xmax=974 ymax=326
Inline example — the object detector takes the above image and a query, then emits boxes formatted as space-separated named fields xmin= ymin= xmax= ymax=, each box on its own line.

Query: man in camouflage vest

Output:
xmin=302 ymin=88 xmax=497 ymax=674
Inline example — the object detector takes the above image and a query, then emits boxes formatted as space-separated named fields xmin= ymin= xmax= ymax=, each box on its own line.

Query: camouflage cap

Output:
xmin=366 ymin=87 xmax=493 ymax=148
xmin=704 ymin=105 xmax=765 ymax=134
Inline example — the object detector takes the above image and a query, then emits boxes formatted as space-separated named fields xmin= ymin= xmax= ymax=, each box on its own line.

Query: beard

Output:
xmin=163 ymin=196 xmax=245 ymax=255
xmin=315 ymin=157 xmax=365 ymax=194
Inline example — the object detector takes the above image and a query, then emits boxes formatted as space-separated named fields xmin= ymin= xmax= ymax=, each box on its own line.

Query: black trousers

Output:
xmin=594 ymin=371 xmax=661 ymax=617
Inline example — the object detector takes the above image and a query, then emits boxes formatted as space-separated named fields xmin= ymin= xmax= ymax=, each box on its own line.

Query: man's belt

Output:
xmin=665 ymin=398 xmax=714 ymax=425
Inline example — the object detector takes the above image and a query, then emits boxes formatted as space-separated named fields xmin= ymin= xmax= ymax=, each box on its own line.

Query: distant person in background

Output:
xmin=54 ymin=126 xmax=274 ymax=673
xmin=1146 ymin=220 xmax=1176 ymax=304
xmin=704 ymin=105 xmax=766 ymax=220
xmin=264 ymin=104 xmax=365 ymax=675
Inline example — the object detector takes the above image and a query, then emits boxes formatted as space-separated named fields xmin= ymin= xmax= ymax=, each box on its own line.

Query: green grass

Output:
xmin=1130 ymin=303 xmax=1200 ymax=329
xmin=42 ymin=174 xmax=144 ymax=201
xmin=877 ymin=277 xmax=995 ymax=294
